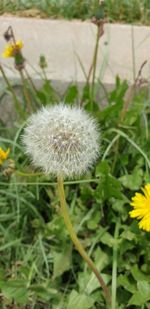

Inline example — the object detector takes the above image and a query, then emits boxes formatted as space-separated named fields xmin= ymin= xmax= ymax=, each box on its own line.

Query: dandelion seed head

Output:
xmin=23 ymin=103 xmax=100 ymax=178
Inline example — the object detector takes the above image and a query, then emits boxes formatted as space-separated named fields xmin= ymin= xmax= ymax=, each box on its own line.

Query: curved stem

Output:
xmin=57 ymin=175 xmax=111 ymax=307
xmin=0 ymin=64 xmax=24 ymax=119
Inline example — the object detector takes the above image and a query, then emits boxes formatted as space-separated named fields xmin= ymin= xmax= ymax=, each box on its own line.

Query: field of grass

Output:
xmin=0 ymin=0 xmax=150 ymax=25
xmin=0 ymin=18 xmax=150 ymax=309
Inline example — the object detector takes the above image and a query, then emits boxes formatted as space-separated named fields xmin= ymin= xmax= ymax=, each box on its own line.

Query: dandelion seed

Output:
xmin=22 ymin=103 xmax=100 ymax=178
xmin=129 ymin=183 xmax=150 ymax=232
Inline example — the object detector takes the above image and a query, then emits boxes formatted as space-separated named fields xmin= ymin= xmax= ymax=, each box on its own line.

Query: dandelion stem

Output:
xmin=0 ymin=64 xmax=24 ymax=119
xmin=57 ymin=175 xmax=111 ymax=307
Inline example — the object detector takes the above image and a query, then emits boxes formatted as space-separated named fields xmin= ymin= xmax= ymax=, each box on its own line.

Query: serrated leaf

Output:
xmin=67 ymin=290 xmax=94 ymax=309
xmin=87 ymin=211 xmax=100 ymax=230
xmin=128 ymin=289 xmax=150 ymax=306
xmin=85 ymin=248 xmax=110 ymax=294
xmin=64 ymin=84 xmax=78 ymax=103
xmin=131 ymin=265 xmax=149 ymax=282
xmin=30 ymin=284 xmax=58 ymax=301
xmin=1 ymin=280 xmax=28 ymax=304
xmin=95 ymin=160 xmax=110 ymax=177
xmin=118 ymin=275 xmax=136 ymax=294
xmin=52 ymin=244 xmax=71 ymax=279
xmin=77 ymin=247 xmax=110 ymax=295
xmin=96 ymin=173 xmax=122 ymax=200
xmin=100 ymin=231 xmax=116 ymax=247
xmin=119 ymin=168 xmax=143 ymax=190
xmin=137 ymin=281 xmax=150 ymax=297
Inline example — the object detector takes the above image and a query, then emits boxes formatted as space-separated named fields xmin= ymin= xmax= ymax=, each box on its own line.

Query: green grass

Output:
xmin=1 ymin=71 xmax=150 ymax=308
xmin=0 ymin=0 xmax=150 ymax=25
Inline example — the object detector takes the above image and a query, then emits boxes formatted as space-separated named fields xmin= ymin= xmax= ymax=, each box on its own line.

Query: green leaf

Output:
xmin=109 ymin=76 xmax=128 ymax=105
xmin=119 ymin=168 xmax=143 ymax=190
xmin=96 ymin=160 xmax=110 ymax=177
xmin=30 ymin=284 xmax=58 ymax=301
xmin=131 ymin=265 xmax=150 ymax=282
xmin=52 ymin=244 xmax=71 ymax=278
xmin=128 ymin=285 xmax=150 ymax=306
xmin=137 ymin=281 xmax=150 ymax=297
xmin=67 ymin=290 xmax=94 ymax=309
xmin=77 ymin=247 xmax=110 ymax=295
xmin=118 ymin=275 xmax=136 ymax=294
xmin=100 ymin=231 xmax=116 ymax=247
xmin=64 ymin=84 xmax=78 ymax=103
xmin=36 ymin=80 xmax=57 ymax=104
xmin=87 ymin=211 xmax=100 ymax=230
xmin=124 ymin=101 xmax=143 ymax=126
xmin=128 ymin=279 xmax=150 ymax=306
xmin=96 ymin=174 xmax=122 ymax=200
xmin=0 ymin=280 xmax=28 ymax=304
xmin=100 ymin=77 xmax=128 ymax=123
xmin=84 ymin=248 xmax=110 ymax=294
xmin=95 ymin=161 xmax=122 ymax=200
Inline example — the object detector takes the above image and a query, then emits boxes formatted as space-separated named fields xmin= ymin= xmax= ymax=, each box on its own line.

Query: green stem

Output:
xmin=111 ymin=222 xmax=120 ymax=309
xmin=19 ymin=69 xmax=31 ymax=113
xmin=42 ymin=67 xmax=48 ymax=81
xmin=0 ymin=64 xmax=24 ymax=119
xmin=57 ymin=175 xmax=111 ymax=307
xmin=24 ymin=68 xmax=38 ymax=93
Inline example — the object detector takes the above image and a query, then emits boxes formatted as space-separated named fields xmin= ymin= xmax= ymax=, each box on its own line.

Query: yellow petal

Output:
xmin=129 ymin=183 xmax=150 ymax=232
xmin=0 ymin=147 xmax=10 ymax=161
xmin=16 ymin=40 xmax=23 ymax=49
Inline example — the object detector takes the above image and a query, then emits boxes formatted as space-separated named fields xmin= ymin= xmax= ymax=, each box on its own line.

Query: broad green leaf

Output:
xmin=67 ymin=290 xmax=94 ymax=309
xmin=96 ymin=160 xmax=110 ymax=177
xmin=124 ymin=102 xmax=143 ymax=126
xmin=96 ymin=173 xmax=122 ymax=200
xmin=118 ymin=275 xmax=136 ymax=294
xmin=1 ymin=280 xmax=28 ymax=304
xmin=85 ymin=248 xmax=110 ymax=294
xmin=137 ymin=281 xmax=150 ymax=297
xmin=78 ymin=247 xmax=110 ymax=295
xmin=64 ymin=84 xmax=78 ymax=104
xmin=131 ymin=265 xmax=150 ymax=282
xmin=30 ymin=284 xmax=58 ymax=301
xmin=52 ymin=244 xmax=71 ymax=278
xmin=87 ymin=211 xmax=100 ymax=230
xmin=100 ymin=231 xmax=116 ymax=247
xmin=96 ymin=161 xmax=122 ymax=199
xmin=119 ymin=168 xmax=143 ymax=190
xmin=128 ymin=290 xmax=150 ymax=306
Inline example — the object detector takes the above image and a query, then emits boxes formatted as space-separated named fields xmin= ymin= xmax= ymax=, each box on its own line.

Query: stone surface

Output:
xmin=0 ymin=17 xmax=149 ymax=85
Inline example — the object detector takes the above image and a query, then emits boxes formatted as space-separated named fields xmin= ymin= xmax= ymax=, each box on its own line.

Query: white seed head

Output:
xmin=22 ymin=103 xmax=100 ymax=178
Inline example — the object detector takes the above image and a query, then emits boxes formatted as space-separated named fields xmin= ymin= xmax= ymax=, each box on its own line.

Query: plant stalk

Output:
xmin=19 ymin=69 xmax=31 ymax=113
xmin=57 ymin=175 xmax=111 ymax=307
xmin=0 ymin=64 xmax=24 ymax=119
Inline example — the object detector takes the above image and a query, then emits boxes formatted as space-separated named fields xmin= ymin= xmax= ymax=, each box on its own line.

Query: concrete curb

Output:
xmin=0 ymin=17 xmax=150 ymax=85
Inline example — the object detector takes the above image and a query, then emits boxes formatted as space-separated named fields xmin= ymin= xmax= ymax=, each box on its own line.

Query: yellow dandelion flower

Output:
xmin=0 ymin=147 xmax=10 ymax=165
xmin=2 ymin=40 xmax=23 ymax=58
xmin=129 ymin=184 xmax=150 ymax=232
